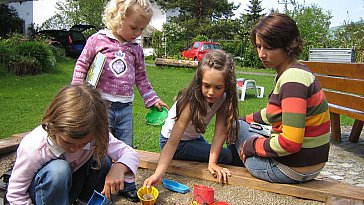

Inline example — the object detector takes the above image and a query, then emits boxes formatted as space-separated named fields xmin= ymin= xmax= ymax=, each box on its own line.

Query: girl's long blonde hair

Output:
xmin=102 ymin=0 xmax=153 ymax=33
xmin=175 ymin=50 xmax=239 ymax=144
xmin=42 ymin=83 xmax=109 ymax=169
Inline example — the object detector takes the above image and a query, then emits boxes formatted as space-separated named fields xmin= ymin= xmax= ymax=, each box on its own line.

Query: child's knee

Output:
xmin=41 ymin=160 xmax=72 ymax=185
xmin=219 ymin=148 xmax=233 ymax=164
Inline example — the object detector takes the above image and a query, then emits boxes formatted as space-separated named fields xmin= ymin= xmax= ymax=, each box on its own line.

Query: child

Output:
xmin=6 ymin=83 xmax=140 ymax=204
xmin=143 ymin=50 xmax=240 ymax=187
xmin=233 ymin=13 xmax=330 ymax=184
xmin=71 ymin=0 xmax=167 ymax=147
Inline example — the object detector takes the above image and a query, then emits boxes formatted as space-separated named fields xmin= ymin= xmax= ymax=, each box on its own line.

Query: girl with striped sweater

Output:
xmin=232 ymin=13 xmax=330 ymax=183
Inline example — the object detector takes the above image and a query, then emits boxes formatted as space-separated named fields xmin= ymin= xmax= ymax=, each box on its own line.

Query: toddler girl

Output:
xmin=72 ymin=0 xmax=167 ymax=147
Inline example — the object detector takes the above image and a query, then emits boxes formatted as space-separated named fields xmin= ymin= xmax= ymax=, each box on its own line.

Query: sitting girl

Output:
xmin=233 ymin=13 xmax=330 ymax=184
xmin=144 ymin=50 xmax=240 ymax=187
xmin=6 ymin=83 xmax=139 ymax=204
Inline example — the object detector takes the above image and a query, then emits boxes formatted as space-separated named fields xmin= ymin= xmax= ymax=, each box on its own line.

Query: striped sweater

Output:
xmin=242 ymin=64 xmax=330 ymax=167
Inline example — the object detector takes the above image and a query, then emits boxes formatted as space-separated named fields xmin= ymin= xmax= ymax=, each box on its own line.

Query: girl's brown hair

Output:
xmin=42 ymin=83 xmax=109 ymax=169
xmin=251 ymin=13 xmax=304 ymax=57
xmin=175 ymin=50 xmax=239 ymax=144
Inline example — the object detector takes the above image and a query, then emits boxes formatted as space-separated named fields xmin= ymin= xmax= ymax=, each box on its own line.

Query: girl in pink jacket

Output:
xmin=7 ymin=83 xmax=139 ymax=204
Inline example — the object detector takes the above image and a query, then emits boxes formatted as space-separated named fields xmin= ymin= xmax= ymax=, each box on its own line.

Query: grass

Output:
xmin=0 ymin=59 xmax=353 ymax=152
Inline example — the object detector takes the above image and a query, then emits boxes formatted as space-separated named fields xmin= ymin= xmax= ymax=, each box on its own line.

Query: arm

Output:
xmin=103 ymin=134 xmax=139 ymax=199
xmin=133 ymin=46 xmax=162 ymax=108
xmin=102 ymin=162 xmax=130 ymax=200
xmin=7 ymin=135 xmax=53 ymax=204
xmin=243 ymin=108 xmax=269 ymax=125
xmin=243 ymin=72 xmax=309 ymax=159
xmin=208 ymin=105 xmax=231 ymax=183
xmin=143 ymin=104 xmax=191 ymax=187
xmin=71 ymin=34 xmax=97 ymax=85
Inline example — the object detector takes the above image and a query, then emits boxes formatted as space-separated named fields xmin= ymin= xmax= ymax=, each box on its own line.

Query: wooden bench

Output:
xmin=303 ymin=61 xmax=364 ymax=142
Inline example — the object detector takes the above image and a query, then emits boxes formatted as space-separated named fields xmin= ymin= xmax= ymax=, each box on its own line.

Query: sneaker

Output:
xmin=119 ymin=189 xmax=140 ymax=202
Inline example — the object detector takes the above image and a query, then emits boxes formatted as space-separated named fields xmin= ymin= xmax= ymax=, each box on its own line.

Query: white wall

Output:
xmin=32 ymin=0 xmax=59 ymax=29
xmin=150 ymin=2 xmax=179 ymax=31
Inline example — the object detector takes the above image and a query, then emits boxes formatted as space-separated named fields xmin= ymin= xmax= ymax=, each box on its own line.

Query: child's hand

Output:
xmin=143 ymin=173 xmax=162 ymax=188
xmin=208 ymin=162 xmax=231 ymax=184
xmin=153 ymin=100 xmax=169 ymax=111
xmin=101 ymin=162 xmax=129 ymax=199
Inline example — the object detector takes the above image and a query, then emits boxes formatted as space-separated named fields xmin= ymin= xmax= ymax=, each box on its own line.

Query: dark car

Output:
xmin=35 ymin=24 xmax=95 ymax=58
xmin=181 ymin=41 xmax=222 ymax=61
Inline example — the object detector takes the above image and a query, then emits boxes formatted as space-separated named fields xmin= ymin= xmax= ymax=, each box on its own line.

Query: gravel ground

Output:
xmin=0 ymin=126 xmax=363 ymax=205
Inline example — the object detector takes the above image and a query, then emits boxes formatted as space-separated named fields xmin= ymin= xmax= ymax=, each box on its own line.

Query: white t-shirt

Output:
xmin=161 ymin=95 xmax=225 ymax=141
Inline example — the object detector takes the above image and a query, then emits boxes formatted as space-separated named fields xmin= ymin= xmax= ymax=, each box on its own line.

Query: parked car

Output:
xmin=181 ymin=41 xmax=222 ymax=61
xmin=34 ymin=24 xmax=96 ymax=58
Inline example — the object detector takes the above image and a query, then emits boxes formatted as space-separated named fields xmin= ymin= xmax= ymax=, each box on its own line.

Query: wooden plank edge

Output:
xmin=0 ymin=132 xmax=29 ymax=155
xmin=136 ymin=150 xmax=364 ymax=203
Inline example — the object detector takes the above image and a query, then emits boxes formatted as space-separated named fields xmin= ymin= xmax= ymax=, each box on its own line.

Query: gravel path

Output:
xmin=0 ymin=126 xmax=363 ymax=204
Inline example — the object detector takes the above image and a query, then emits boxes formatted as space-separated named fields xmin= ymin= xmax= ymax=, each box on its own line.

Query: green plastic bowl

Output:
xmin=145 ymin=107 xmax=168 ymax=127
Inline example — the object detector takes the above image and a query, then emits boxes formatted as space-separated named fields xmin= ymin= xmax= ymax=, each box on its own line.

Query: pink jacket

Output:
xmin=6 ymin=125 xmax=139 ymax=204
xmin=72 ymin=29 xmax=160 ymax=108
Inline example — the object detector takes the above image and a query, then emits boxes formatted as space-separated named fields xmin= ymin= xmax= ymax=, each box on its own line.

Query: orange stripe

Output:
xmin=266 ymin=104 xmax=282 ymax=114
xmin=255 ymin=138 xmax=267 ymax=157
xmin=281 ymin=97 xmax=306 ymax=114
xmin=307 ymin=90 xmax=325 ymax=107
xmin=245 ymin=114 xmax=254 ymax=124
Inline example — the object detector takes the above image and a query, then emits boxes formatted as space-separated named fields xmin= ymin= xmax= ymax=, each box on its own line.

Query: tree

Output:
xmin=155 ymin=0 xmax=238 ymax=38
xmin=239 ymin=0 xmax=265 ymax=68
xmin=286 ymin=3 xmax=332 ymax=60
xmin=332 ymin=21 xmax=364 ymax=62
xmin=0 ymin=4 xmax=23 ymax=37
xmin=243 ymin=0 xmax=265 ymax=25
xmin=40 ymin=0 xmax=106 ymax=31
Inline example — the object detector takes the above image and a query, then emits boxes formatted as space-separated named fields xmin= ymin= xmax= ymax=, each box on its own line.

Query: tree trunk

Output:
xmin=154 ymin=58 xmax=198 ymax=68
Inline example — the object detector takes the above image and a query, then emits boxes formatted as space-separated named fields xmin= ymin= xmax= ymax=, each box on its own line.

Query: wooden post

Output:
xmin=348 ymin=119 xmax=364 ymax=142
xmin=330 ymin=112 xmax=341 ymax=142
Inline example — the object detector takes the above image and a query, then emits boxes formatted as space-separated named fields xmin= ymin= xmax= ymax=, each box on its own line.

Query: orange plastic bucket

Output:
xmin=193 ymin=185 xmax=214 ymax=205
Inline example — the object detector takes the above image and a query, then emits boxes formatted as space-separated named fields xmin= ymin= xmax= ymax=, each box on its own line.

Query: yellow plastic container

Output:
xmin=137 ymin=186 xmax=159 ymax=205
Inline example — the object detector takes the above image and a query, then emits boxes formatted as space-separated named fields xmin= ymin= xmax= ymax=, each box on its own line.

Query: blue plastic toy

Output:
xmin=87 ymin=190 xmax=112 ymax=205
xmin=162 ymin=179 xmax=190 ymax=194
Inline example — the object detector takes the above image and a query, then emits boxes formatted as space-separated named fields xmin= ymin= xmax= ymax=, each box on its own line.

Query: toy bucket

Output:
xmin=193 ymin=185 xmax=214 ymax=205
xmin=137 ymin=186 xmax=159 ymax=205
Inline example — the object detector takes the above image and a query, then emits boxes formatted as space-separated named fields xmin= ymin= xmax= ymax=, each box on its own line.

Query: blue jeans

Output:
xmin=29 ymin=156 xmax=136 ymax=204
xmin=107 ymin=102 xmax=134 ymax=147
xmin=233 ymin=120 xmax=300 ymax=183
xmin=160 ymin=134 xmax=232 ymax=164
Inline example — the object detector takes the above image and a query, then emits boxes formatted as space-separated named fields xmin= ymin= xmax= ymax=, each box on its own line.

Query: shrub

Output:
xmin=8 ymin=55 xmax=38 ymax=76
xmin=218 ymin=40 xmax=243 ymax=57
xmin=191 ymin=35 xmax=209 ymax=42
xmin=10 ymin=41 xmax=55 ymax=74
xmin=49 ymin=45 xmax=67 ymax=62
xmin=152 ymin=31 xmax=164 ymax=58
xmin=4 ymin=38 xmax=55 ymax=75
xmin=0 ymin=42 xmax=11 ymax=66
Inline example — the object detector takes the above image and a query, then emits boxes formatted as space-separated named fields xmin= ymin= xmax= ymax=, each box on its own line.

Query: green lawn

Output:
xmin=0 ymin=59 xmax=352 ymax=152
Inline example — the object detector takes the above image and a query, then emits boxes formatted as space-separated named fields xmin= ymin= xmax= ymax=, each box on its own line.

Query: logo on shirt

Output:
xmin=109 ymin=50 xmax=127 ymax=77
